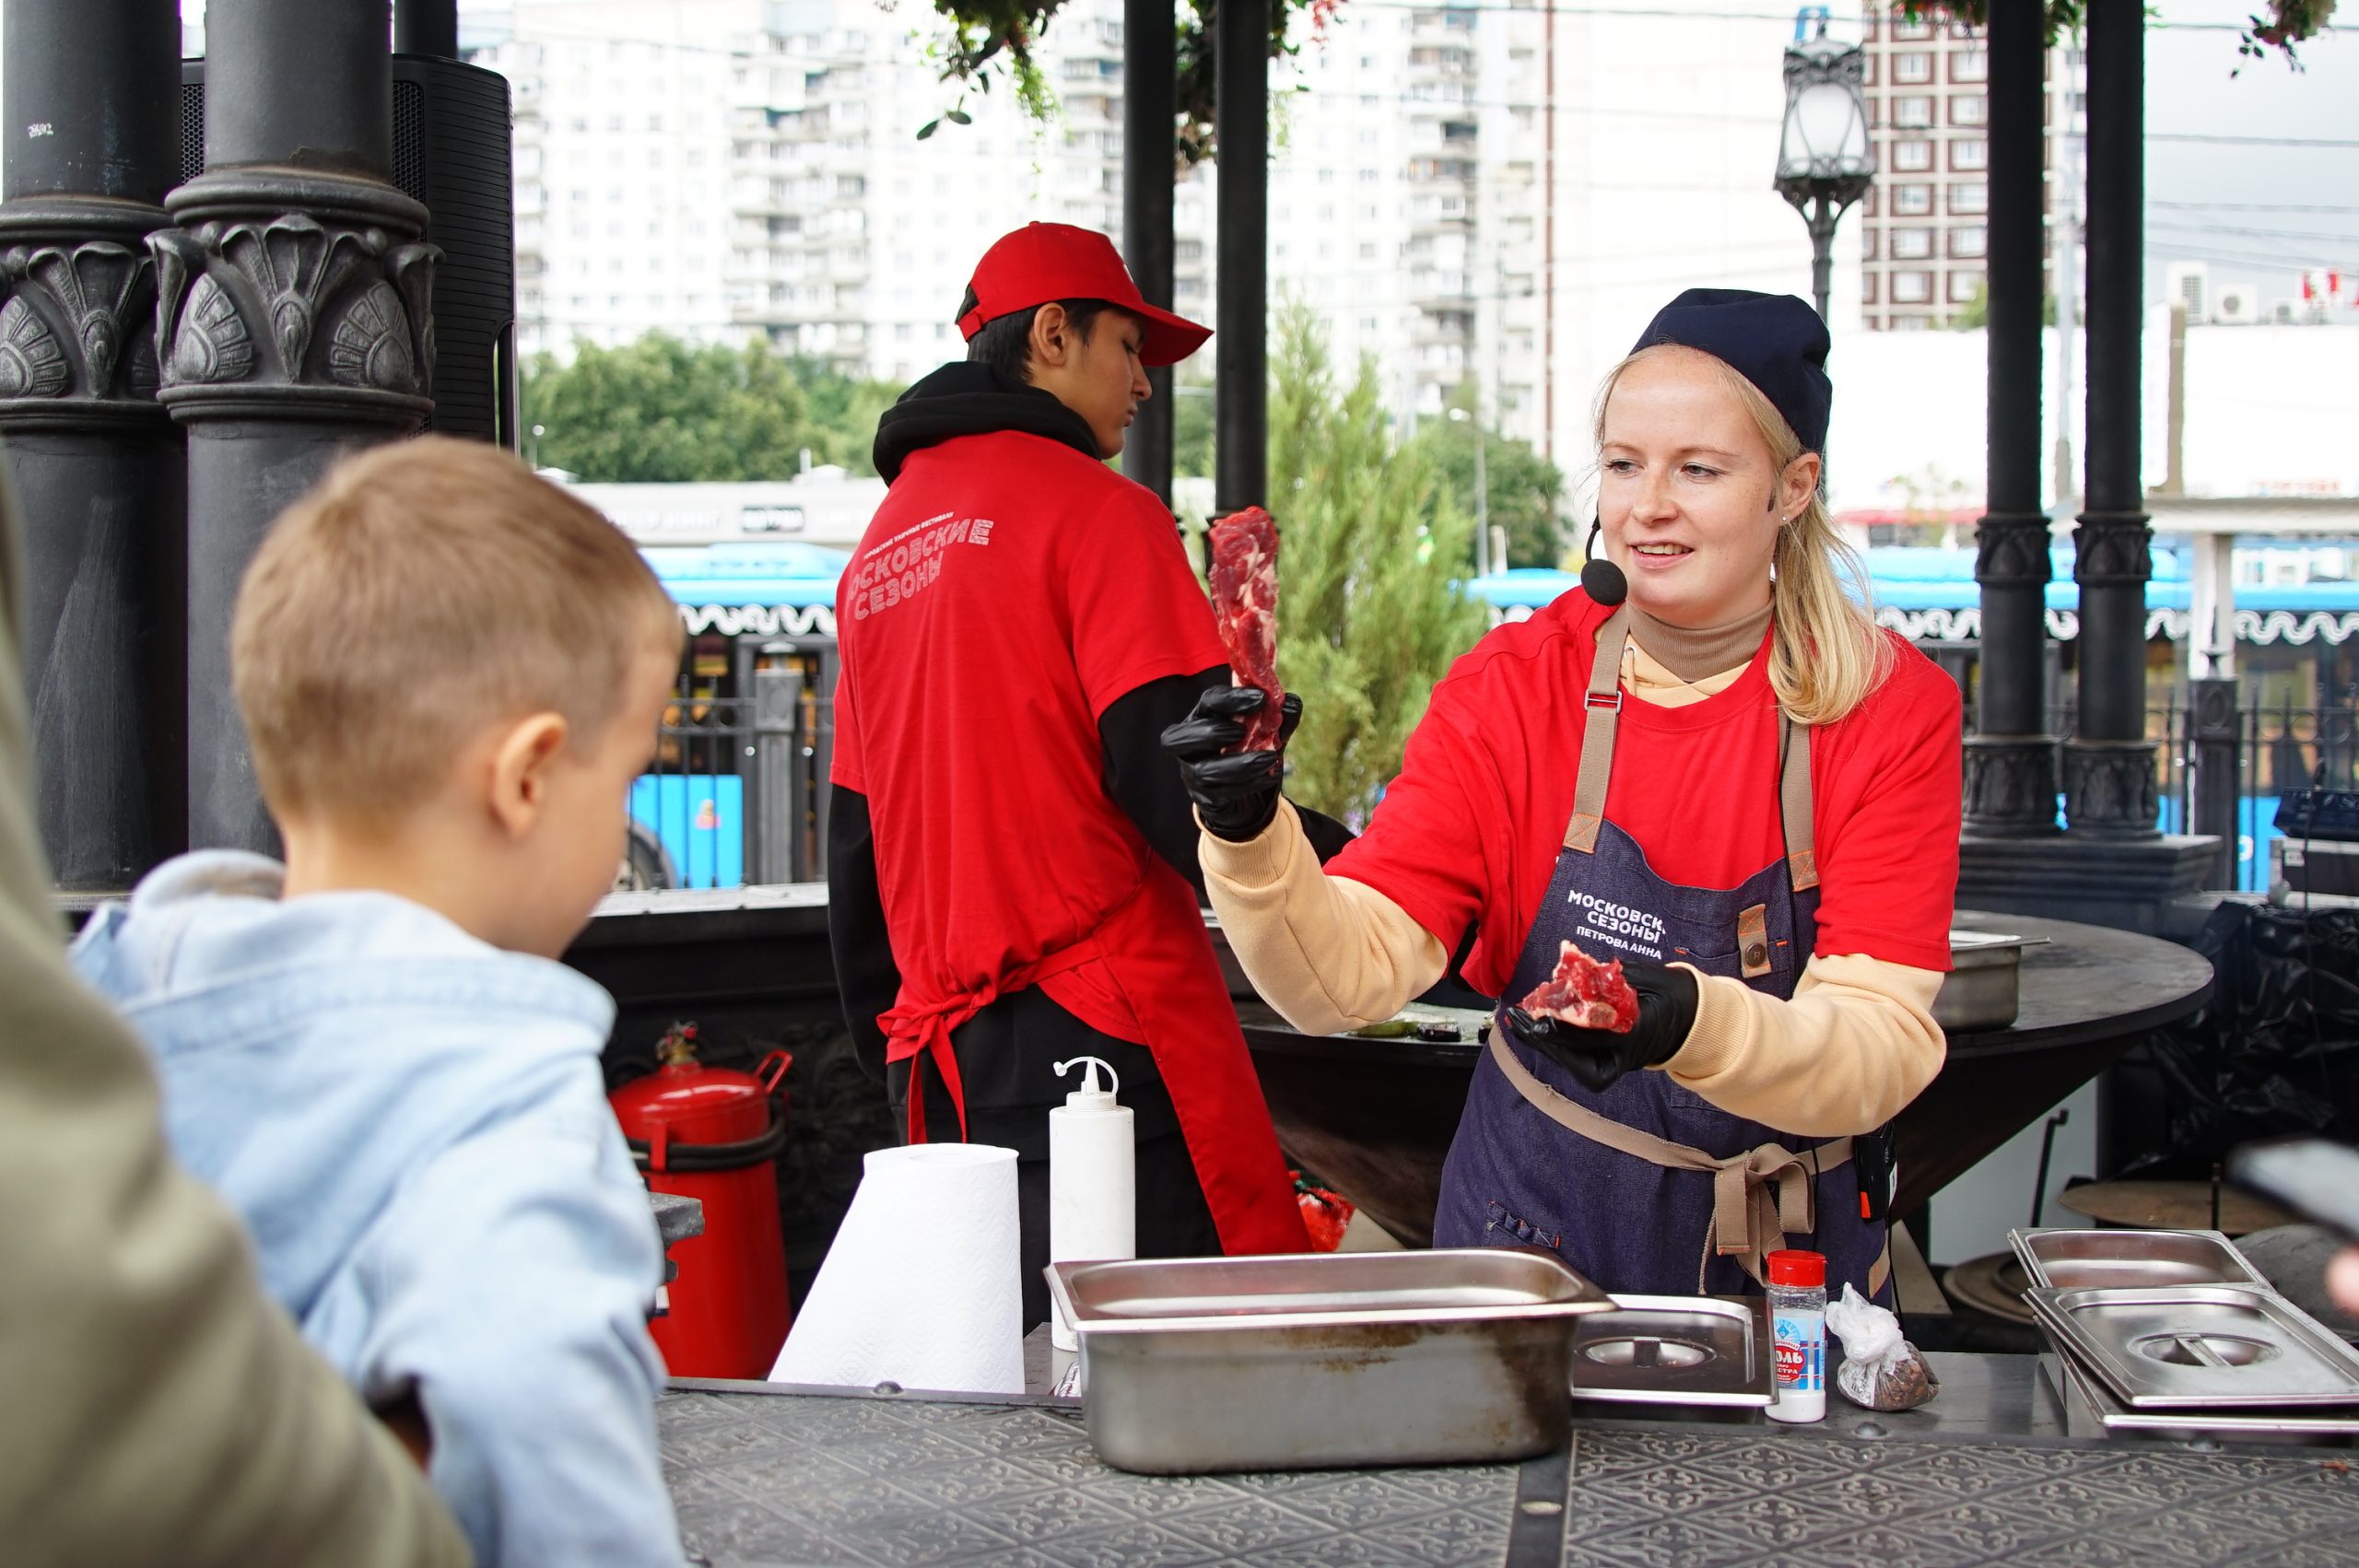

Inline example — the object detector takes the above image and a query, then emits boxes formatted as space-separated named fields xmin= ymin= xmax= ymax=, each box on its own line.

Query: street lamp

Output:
xmin=1775 ymin=7 xmax=1874 ymax=322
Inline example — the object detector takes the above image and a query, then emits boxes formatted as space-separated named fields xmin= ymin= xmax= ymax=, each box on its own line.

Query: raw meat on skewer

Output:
xmin=1518 ymin=941 xmax=1641 ymax=1034
xmin=1208 ymin=507 xmax=1282 ymax=752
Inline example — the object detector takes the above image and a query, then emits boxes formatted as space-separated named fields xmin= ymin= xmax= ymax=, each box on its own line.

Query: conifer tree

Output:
xmin=1262 ymin=310 xmax=1490 ymax=826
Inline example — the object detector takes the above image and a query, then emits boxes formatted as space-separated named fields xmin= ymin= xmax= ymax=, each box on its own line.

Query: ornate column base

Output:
xmin=1962 ymin=734 xmax=2060 ymax=837
xmin=2064 ymin=737 xmax=2161 ymax=840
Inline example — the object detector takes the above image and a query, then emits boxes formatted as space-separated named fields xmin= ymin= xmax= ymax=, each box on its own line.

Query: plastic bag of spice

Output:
xmin=1825 ymin=1284 xmax=1939 ymax=1411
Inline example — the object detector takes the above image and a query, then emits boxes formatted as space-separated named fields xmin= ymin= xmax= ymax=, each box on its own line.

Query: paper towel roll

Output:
xmin=769 ymin=1142 xmax=1024 ymax=1395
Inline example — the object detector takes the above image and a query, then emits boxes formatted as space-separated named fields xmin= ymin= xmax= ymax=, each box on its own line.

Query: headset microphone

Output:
xmin=1579 ymin=518 xmax=1627 ymax=606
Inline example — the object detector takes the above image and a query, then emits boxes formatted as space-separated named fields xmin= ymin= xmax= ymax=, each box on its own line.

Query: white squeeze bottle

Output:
xmin=1049 ymin=1056 xmax=1136 ymax=1352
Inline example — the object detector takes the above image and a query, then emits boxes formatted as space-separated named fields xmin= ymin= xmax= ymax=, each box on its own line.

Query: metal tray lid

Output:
xmin=2009 ymin=1227 xmax=2270 ymax=1293
xmin=1571 ymin=1293 xmax=1775 ymax=1409
xmin=1048 ymin=1248 xmax=1615 ymax=1336
xmin=2025 ymin=1282 xmax=2359 ymax=1409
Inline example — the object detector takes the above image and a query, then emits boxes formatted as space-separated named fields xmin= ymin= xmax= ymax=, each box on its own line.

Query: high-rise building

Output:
xmin=475 ymin=0 xmax=1131 ymax=375
xmin=1857 ymin=7 xmax=2080 ymax=332
xmin=474 ymin=0 xmax=1825 ymax=472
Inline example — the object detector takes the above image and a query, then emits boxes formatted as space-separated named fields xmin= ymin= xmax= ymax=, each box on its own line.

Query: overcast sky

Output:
xmin=2143 ymin=3 xmax=2358 ymax=310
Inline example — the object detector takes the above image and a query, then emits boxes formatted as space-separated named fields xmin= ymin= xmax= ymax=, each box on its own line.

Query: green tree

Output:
xmin=1409 ymin=388 xmax=1568 ymax=570
xmin=522 ymin=335 xmax=903 ymax=481
xmin=1265 ymin=310 xmax=1490 ymax=825
xmin=1171 ymin=368 xmax=1215 ymax=480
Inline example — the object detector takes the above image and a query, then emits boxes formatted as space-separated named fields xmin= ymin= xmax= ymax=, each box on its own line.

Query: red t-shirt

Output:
xmin=1328 ymin=591 xmax=1962 ymax=994
xmin=831 ymin=430 xmax=1229 ymax=1043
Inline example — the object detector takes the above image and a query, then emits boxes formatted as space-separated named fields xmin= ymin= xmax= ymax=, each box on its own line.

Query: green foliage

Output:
xmin=1264 ymin=310 xmax=1490 ymax=825
xmin=1408 ymin=389 xmax=1569 ymax=570
xmin=521 ymin=336 xmax=903 ymax=483
xmin=1172 ymin=369 xmax=1215 ymax=480
xmin=1895 ymin=1 xmax=2326 ymax=66
xmin=923 ymin=0 xmax=1337 ymax=164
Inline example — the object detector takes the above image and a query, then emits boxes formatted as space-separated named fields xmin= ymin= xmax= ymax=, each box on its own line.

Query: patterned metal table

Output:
xmin=663 ymin=1363 xmax=2359 ymax=1568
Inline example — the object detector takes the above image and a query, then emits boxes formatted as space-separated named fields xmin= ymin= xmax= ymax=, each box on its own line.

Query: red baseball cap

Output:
xmin=957 ymin=223 xmax=1211 ymax=369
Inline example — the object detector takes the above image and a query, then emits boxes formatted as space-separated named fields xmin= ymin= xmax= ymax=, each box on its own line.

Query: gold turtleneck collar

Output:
xmin=1622 ymin=599 xmax=1774 ymax=684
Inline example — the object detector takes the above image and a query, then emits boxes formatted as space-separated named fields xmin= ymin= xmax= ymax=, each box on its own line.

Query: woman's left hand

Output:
xmin=1506 ymin=961 xmax=1699 ymax=1092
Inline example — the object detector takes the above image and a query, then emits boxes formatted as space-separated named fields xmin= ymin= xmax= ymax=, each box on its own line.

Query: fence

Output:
xmin=624 ymin=665 xmax=834 ymax=890
xmin=1974 ymin=698 xmax=2359 ymax=893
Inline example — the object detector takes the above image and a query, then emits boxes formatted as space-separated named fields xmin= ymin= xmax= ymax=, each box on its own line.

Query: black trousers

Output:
xmin=889 ymin=988 xmax=1223 ymax=1334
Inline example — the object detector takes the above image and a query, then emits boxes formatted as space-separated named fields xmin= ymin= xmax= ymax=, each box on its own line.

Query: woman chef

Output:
xmin=1164 ymin=289 xmax=1961 ymax=1299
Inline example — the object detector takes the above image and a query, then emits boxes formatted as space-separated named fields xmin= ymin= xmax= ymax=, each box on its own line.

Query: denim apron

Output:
xmin=1433 ymin=608 xmax=1891 ymax=1301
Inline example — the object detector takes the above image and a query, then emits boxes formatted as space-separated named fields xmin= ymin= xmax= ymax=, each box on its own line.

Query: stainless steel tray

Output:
xmin=2011 ymin=1227 xmax=2269 ymax=1293
xmin=1570 ymin=1294 xmax=1774 ymax=1408
xmin=2044 ymin=1350 xmax=2359 ymax=1443
xmin=1047 ymin=1249 xmax=1614 ymax=1473
xmin=2025 ymin=1283 xmax=2359 ymax=1410
xmin=1935 ymin=930 xmax=2048 ymax=1032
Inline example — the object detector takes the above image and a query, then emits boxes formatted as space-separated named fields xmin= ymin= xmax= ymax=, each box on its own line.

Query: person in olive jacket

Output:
xmin=0 ymin=469 xmax=472 ymax=1567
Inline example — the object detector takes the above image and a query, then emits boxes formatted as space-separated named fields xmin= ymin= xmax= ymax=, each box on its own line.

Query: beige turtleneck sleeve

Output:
xmin=1200 ymin=635 xmax=1948 ymax=1136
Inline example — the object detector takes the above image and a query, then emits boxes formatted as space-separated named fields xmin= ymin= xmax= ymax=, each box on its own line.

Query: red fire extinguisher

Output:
xmin=609 ymin=1024 xmax=793 ymax=1379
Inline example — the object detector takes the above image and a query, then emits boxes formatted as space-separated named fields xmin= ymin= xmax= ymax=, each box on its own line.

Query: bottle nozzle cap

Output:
xmin=1053 ymin=1055 xmax=1121 ymax=1107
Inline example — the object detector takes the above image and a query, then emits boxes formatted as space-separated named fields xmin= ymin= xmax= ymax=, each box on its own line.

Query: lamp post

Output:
xmin=1774 ymin=8 xmax=1874 ymax=322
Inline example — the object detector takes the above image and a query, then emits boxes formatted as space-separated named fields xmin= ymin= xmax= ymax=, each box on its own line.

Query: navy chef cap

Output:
xmin=1630 ymin=288 xmax=1832 ymax=454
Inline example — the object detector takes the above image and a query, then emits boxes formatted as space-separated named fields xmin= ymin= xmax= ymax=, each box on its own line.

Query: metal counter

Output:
xmin=662 ymin=1352 xmax=2359 ymax=1567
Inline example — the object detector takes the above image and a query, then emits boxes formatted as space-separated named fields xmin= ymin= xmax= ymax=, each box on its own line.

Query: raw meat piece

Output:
xmin=1518 ymin=941 xmax=1640 ymax=1034
xmin=1208 ymin=506 xmax=1282 ymax=752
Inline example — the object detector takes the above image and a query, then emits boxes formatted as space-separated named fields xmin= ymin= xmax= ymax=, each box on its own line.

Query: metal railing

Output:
xmin=1970 ymin=699 xmax=2359 ymax=893
xmin=622 ymin=671 xmax=835 ymax=891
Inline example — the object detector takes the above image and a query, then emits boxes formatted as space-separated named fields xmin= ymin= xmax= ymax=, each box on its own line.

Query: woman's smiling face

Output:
xmin=1596 ymin=346 xmax=1817 ymax=627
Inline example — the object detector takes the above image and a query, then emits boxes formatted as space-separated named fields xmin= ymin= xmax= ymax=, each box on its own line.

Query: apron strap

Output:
xmin=1564 ymin=609 xmax=1629 ymax=853
xmin=1780 ymin=714 xmax=1819 ymax=894
xmin=1488 ymin=1033 xmax=1857 ymax=1293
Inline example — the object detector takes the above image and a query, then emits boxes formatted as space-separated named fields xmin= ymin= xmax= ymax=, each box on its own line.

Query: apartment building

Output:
xmin=475 ymin=0 xmax=1824 ymax=463
xmin=1858 ymin=8 xmax=2082 ymax=331
xmin=475 ymin=0 xmax=1129 ymax=375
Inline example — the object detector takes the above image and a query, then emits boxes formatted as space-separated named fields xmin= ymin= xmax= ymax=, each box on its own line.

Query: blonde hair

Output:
xmin=231 ymin=436 xmax=683 ymax=826
xmin=1593 ymin=345 xmax=1891 ymax=725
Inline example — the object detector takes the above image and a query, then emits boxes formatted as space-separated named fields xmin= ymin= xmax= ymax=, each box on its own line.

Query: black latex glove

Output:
xmin=1160 ymin=685 xmax=1302 ymax=842
xmin=1505 ymin=960 xmax=1700 ymax=1093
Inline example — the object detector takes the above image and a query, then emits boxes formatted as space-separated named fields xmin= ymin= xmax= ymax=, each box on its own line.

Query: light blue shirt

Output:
xmin=73 ymin=851 xmax=683 ymax=1568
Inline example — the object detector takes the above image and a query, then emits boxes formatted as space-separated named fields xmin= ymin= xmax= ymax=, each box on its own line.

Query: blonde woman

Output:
xmin=1163 ymin=289 xmax=1961 ymax=1300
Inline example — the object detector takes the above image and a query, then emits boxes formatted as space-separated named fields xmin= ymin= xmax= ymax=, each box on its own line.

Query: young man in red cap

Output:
xmin=827 ymin=224 xmax=1346 ymax=1327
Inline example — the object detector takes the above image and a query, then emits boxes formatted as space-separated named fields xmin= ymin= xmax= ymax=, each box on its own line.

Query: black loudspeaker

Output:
xmin=178 ymin=55 xmax=517 ymax=447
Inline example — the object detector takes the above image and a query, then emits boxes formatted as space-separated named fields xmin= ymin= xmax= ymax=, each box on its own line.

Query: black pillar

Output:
xmin=158 ymin=0 xmax=437 ymax=853
xmin=1962 ymin=0 xmax=2058 ymax=836
xmin=1214 ymin=0 xmax=1267 ymax=513
xmin=2065 ymin=1 xmax=2156 ymax=837
xmin=1121 ymin=0 xmax=1176 ymax=506
xmin=0 ymin=0 xmax=185 ymax=889
xmin=393 ymin=0 xmax=460 ymax=59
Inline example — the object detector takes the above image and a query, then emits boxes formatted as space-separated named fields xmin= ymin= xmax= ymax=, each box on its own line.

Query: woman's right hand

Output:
xmin=1161 ymin=686 xmax=1301 ymax=841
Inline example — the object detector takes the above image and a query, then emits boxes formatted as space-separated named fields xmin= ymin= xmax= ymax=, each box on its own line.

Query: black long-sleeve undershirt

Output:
xmin=826 ymin=663 xmax=1355 ymax=1084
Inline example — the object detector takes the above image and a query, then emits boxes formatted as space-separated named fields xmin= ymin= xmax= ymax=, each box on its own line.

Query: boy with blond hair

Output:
xmin=73 ymin=437 xmax=687 ymax=1568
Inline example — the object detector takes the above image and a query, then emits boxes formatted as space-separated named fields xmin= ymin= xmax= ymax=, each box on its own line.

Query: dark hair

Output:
xmin=958 ymin=287 xmax=1123 ymax=383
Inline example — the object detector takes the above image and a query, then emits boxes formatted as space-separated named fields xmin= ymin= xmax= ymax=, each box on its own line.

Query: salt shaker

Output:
xmin=1765 ymin=1248 xmax=1827 ymax=1423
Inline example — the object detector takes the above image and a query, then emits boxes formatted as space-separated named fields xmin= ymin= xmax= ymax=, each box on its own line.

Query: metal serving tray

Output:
xmin=1569 ymin=1294 xmax=1774 ymax=1408
xmin=2025 ymin=1283 xmax=2359 ymax=1410
xmin=1046 ymin=1249 xmax=1614 ymax=1474
xmin=2011 ymin=1227 xmax=2269 ymax=1293
xmin=1934 ymin=930 xmax=2048 ymax=1032
xmin=2044 ymin=1350 xmax=2359 ymax=1444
